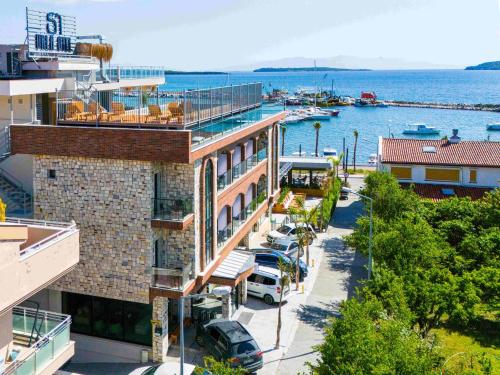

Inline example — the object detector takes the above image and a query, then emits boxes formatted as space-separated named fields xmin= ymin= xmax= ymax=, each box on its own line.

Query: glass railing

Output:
xmin=5 ymin=307 xmax=72 ymax=375
xmin=151 ymin=262 xmax=193 ymax=291
xmin=217 ymin=195 xmax=267 ymax=249
xmin=104 ymin=65 xmax=165 ymax=81
xmin=152 ymin=197 xmax=193 ymax=221
xmin=217 ymin=150 xmax=268 ymax=192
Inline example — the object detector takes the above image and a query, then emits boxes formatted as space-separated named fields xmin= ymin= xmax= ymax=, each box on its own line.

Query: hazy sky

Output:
xmin=1 ymin=0 xmax=499 ymax=69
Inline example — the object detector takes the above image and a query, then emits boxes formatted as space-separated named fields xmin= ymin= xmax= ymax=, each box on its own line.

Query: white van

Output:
xmin=247 ymin=266 xmax=290 ymax=305
xmin=266 ymin=223 xmax=316 ymax=244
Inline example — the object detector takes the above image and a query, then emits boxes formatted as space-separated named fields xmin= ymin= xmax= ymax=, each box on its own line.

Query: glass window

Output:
xmin=277 ymin=226 xmax=290 ymax=235
xmin=218 ymin=336 xmax=228 ymax=350
xmin=469 ymin=170 xmax=477 ymax=183
xmin=62 ymin=293 xmax=91 ymax=334
xmin=208 ymin=327 xmax=220 ymax=341
xmin=263 ymin=277 xmax=276 ymax=286
xmin=233 ymin=340 xmax=258 ymax=355
xmin=254 ymin=275 xmax=265 ymax=284
xmin=124 ymin=302 xmax=153 ymax=346
xmin=290 ymin=228 xmax=297 ymax=235
xmin=247 ymin=274 xmax=257 ymax=282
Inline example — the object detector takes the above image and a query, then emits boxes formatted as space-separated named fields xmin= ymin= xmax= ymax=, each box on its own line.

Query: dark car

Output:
xmin=340 ymin=190 xmax=349 ymax=200
xmin=254 ymin=251 xmax=308 ymax=281
xmin=196 ymin=319 xmax=263 ymax=372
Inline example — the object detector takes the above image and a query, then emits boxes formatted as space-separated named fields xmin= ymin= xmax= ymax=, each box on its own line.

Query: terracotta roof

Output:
xmin=381 ymin=138 xmax=500 ymax=167
xmin=400 ymin=183 xmax=492 ymax=201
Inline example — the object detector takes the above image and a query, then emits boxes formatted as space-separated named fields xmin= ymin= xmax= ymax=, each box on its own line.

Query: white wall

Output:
xmin=217 ymin=206 xmax=227 ymax=230
xmin=232 ymin=195 xmax=241 ymax=217
xmin=387 ymin=164 xmax=500 ymax=188
xmin=245 ymin=184 xmax=253 ymax=206
xmin=0 ymin=155 xmax=34 ymax=194
xmin=0 ymin=95 xmax=35 ymax=123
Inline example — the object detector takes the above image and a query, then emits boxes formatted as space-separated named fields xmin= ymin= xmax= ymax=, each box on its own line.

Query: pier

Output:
xmin=386 ymin=100 xmax=500 ymax=112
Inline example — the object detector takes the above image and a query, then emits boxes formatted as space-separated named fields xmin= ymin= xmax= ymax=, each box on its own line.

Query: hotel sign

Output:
xmin=26 ymin=8 xmax=77 ymax=57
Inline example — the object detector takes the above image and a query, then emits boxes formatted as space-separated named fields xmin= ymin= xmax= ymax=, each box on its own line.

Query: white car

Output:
xmin=266 ymin=223 xmax=315 ymax=245
xmin=128 ymin=362 xmax=196 ymax=375
xmin=270 ymin=237 xmax=303 ymax=258
xmin=247 ymin=266 xmax=290 ymax=305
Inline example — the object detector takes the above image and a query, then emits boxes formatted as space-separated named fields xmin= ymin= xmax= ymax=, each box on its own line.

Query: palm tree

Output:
xmin=353 ymin=129 xmax=359 ymax=172
xmin=280 ymin=124 xmax=287 ymax=156
xmin=313 ymin=121 xmax=322 ymax=157
xmin=290 ymin=196 xmax=317 ymax=267
xmin=275 ymin=258 xmax=293 ymax=349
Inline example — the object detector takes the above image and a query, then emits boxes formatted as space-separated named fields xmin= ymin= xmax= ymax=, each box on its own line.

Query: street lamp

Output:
xmin=179 ymin=286 xmax=231 ymax=375
xmin=341 ymin=187 xmax=373 ymax=280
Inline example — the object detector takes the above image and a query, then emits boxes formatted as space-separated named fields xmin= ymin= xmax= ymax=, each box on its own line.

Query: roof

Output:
xmin=401 ymin=183 xmax=492 ymax=201
xmin=211 ymin=250 xmax=255 ymax=280
xmin=280 ymin=156 xmax=332 ymax=170
xmin=207 ymin=319 xmax=252 ymax=343
xmin=381 ymin=138 xmax=500 ymax=167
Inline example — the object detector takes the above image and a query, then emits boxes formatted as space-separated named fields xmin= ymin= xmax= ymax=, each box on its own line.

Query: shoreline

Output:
xmin=386 ymin=100 xmax=500 ymax=112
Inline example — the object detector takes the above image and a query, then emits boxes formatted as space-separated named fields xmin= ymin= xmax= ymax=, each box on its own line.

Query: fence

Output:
xmin=55 ymin=83 xmax=263 ymax=129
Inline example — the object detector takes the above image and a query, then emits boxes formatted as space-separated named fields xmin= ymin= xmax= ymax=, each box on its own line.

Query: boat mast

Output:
xmin=314 ymin=59 xmax=317 ymax=107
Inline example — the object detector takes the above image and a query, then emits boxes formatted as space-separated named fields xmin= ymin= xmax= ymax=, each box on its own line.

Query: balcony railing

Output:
xmin=55 ymin=83 xmax=262 ymax=130
xmin=217 ymin=148 xmax=268 ymax=191
xmin=4 ymin=307 xmax=72 ymax=375
xmin=217 ymin=194 xmax=267 ymax=249
xmin=151 ymin=262 xmax=193 ymax=291
xmin=103 ymin=65 xmax=165 ymax=81
xmin=151 ymin=198 xmax=193 ymax=221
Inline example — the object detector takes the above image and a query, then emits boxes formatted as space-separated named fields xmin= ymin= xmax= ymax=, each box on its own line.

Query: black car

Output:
xmin=340 ymin=190 xmax=349 ymax=200
xmin=196 ymin=319 xmax=263 ymax=372
xmin=254 ymin=251 xmax=308 ymax=281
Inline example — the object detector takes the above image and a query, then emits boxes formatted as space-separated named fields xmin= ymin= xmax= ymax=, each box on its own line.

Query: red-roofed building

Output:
xmin=377 ymin=132 xmax=500 ymax=200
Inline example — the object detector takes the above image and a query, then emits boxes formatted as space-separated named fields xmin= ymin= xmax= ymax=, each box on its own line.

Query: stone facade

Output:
xmin=34 ymin=155 xmax=153 ymax=304
xmin=152 ymin=296 xmax=169 ymax=362
xmin=153 ymin=225 xmax=195 ymax=273
xmin=152 ymin=162 xmax=194 ymax=201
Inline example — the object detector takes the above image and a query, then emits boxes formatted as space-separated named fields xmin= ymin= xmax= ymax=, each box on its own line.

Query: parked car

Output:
xmin=128 ymin=362 xmax=196 ymax=375
xmin=266 ymin=223 xmax=315 ymax=245
xmin=247 ymin=265 xmax=290 ymax=304
xmin=270 ymin=237 xmax=303 ymax=258
xmin=340 ymin=189 xmax=349 ymax=200
xmin=196 ymin=319 xmax=263 ymax=372
xmin=254 ymin=251 xmax=308 ymax=281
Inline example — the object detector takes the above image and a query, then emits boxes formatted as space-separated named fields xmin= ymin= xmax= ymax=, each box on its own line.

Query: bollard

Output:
xmin=312 ymin=259 xmax=315 ymax=268
xmin=301 ymin=284 xmax=305 ymax=294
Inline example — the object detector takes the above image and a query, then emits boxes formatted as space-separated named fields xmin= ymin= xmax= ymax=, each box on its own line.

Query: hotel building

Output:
xmin=377 ymin=132 xmax=500 ymax=200
xmin=2 ymin=8 xmax=284 ymax=362
xmin=0 ymin=218 xmax=79 ymax=374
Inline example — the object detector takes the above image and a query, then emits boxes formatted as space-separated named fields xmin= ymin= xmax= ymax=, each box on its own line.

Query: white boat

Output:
xmin=486 ymin=122 xmax=500 ymax=131
xmin=368 ymin=153 xmax=377 ymax=165
xmin=292 ymin=151 xmax=307 ymax=157
xmin=402 ymin=123 xmax=440 ymax=135
xmin=283 ymin=114 xmax=304 ymax=124
xmin=323 ymin=147 xmax=338 ymax=158
xmin=299 ymin=107 xmax=331 ymax=120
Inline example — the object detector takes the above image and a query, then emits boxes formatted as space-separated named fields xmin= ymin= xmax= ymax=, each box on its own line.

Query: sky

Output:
xmin=1 ymin=0 xmax=499 ymax=70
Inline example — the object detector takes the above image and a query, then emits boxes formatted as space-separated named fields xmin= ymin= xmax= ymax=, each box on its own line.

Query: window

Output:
xmin=290 ymin=243 xmax=298 ymax=250
xmin=62 ymin=292 xmax=152 ymax=346
xmin=205 ymin=161 xmax=214 ymax=265
xmin=469 ymin=170 xmax=477 ymax=183
xmin=425 ymin=168 xmax=460 ymax=182
xmin=218 ymin=336 xmax=228 ymax=350
xmin=247 ymin=274 xmax=257 ymax=282
xmin=254 ymin=275 xmax=265 ymax=284
xmin=208 ymin=327 xmax=220 ymax=341
xmin=390 ymin=166 xmax=412 ymax=180
xmin=48 ymin=169 xmax=56 ymax=179
xmin=263 ymin=277 xmax=276 ymax=286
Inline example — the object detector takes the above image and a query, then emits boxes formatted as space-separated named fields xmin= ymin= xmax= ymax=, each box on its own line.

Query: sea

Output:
xmin=160 ymin=70 xmax=500 ymax=163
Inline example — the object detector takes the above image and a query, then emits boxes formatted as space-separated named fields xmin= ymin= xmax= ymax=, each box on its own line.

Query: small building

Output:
xmin=377 ymin=132 xmax=500 ymax=200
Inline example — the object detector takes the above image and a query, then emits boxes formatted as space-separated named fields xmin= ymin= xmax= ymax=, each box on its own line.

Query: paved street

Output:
xmin=276 ymin=176 xmax=367 ymax=374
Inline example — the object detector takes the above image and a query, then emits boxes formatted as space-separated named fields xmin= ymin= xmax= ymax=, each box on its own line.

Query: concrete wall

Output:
xmin=387 ymin=164 xmax=500 ymax=188
xmin=0 ymin=227 xmax=78 ymax=315
xmin=0 ymin=154 xmax=34 ymax=195
xmin=34 ymin=156 xmax=153 ymax=304
xmin=0 ymin=95 xmax=35 ymax=123
xmin=0 ymin=309 xmax=13 ymax=367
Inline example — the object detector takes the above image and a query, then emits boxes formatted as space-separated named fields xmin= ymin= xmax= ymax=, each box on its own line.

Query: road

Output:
xmin=276 ymin=176 xmax=367 ymax=374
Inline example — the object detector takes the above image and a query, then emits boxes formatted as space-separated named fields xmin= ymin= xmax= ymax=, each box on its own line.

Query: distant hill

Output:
xmin=465 ymin=61 xmax=500 ymax=70
xmin=164 ymin=70 xmax=226 ymax=75
xmin=254 ymin=67 xmax=370 ymax=73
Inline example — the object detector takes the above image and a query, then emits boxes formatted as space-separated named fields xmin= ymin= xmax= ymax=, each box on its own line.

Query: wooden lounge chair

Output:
xmin=107 ymin=102 xmax=126 ymax=122
xmin=64 ymin=101 xmax=92 ymax=121
xmin=168 ymin=102 xmax=184 ymax=123
xmin=146 ymin=104 xmax=171 ymax=124
xmin=84 ymin=102 xmax=110 ymax=121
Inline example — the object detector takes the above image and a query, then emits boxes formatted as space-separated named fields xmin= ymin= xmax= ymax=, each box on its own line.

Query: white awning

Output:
xmin=212 ymin=250 xmax=255 ymax=281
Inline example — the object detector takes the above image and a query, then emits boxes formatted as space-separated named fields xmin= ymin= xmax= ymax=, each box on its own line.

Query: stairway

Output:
xmin=0 ymin=173 xmax=32 ymax=217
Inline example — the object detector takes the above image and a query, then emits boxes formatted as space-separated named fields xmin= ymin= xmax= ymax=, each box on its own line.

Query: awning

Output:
xmin=208 ymin=250 xmax=255 ymax=287
xmin=280 ymin=156 xmax=333 ymax=170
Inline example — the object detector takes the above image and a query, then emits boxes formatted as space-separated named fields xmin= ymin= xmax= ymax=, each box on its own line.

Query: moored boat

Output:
xmin=486 ymin=122 xmax=500 ymax=131
xmin=323 ymin=147 xmax=338 ymax=158
xmin=402 ymin=123 xmax=440 ymax=135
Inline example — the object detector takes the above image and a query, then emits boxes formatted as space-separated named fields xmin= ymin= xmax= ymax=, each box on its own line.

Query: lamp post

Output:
xmin=341 ymin=187 xmax=373 ymax=280
xmin=179 ymin=286 xmax=231 ymax=375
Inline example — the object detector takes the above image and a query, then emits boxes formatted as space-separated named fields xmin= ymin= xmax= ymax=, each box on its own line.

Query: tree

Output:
xmin=275 ymin=258 xmax=293 ymax=349
xmin=289 ymin=195 xmax=317 ymax=266
xmin=280 ymin=124 xmax=287 ymax=156
xmin=194 ymin=356 xmax=245 ymax=375
xmin=353 ymin=129 xmax=359 ymax=172
xmin=309 ymin=296 xmax=441 ymax=374
xmin=313 ymin=121 xmax=322 ymax=157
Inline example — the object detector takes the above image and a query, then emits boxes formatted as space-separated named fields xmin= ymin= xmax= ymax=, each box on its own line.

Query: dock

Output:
xmin=386 ymin=100 xmax=500 ymax=112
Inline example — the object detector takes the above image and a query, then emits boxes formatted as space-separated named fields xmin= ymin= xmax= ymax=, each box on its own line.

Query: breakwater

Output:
xmin=386 ymin=100 xmax=500 ymax=112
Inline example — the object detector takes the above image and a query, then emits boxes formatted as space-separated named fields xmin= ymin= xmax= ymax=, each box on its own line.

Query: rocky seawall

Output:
xmin=386 ymin=101 xmax=500 ymax=112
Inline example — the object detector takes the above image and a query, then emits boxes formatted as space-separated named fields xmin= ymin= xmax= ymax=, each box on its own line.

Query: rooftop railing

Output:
xmin=4 ymin=307 xmax=72 ymax=375
xmin=217 ymin=148 xmax=267 ymax=191
xmin=55 ymin=83 xmax=263 ymax=131
xmin=103 ymin=65 xmax=165 ymax=81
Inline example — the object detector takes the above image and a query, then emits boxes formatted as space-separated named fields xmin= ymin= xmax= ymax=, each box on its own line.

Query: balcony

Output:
xmin=151 ymin=198 xmax=194 ymax=230
xmin=0 ymin=219 xmax=79 ymax=316
xmin=151 ymin=262 xmax=194 ymax=291
xmin=103 ymin=65 xmax=165 ymax=81
xmin=3 ymin=307 xmax=74 ymax=375
xmin=217 ymin=148 xmax=267 ymax=192
xmin=217 ymin=195 xmax=266 ymax=249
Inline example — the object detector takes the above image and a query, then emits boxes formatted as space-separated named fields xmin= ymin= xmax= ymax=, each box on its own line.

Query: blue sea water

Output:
xmin=161 ymin=70 xmax=500 ymax=163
